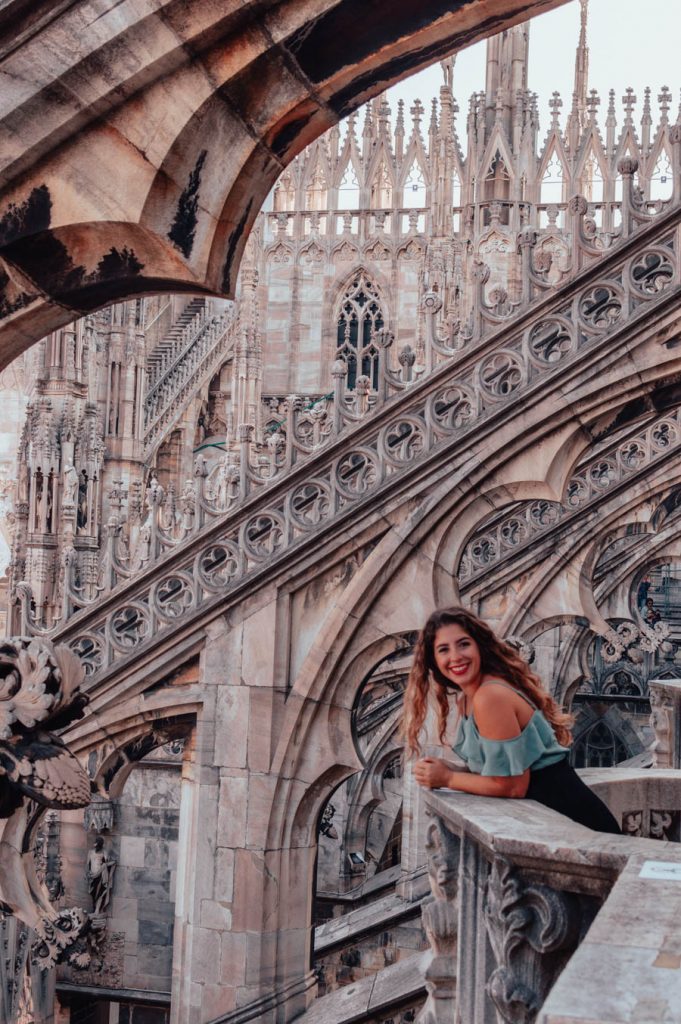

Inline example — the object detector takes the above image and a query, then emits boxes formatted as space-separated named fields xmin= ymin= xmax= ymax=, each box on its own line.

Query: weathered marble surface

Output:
xmin=539 ymin=855 xmax=681 ymax=1023
xmin=315 ymin=889 xmax=428 ymax=954
xmin=299 ymin=951 xmax=427 ymax=1024
xmin=424 ymin=772 xmax=681 ymax=1024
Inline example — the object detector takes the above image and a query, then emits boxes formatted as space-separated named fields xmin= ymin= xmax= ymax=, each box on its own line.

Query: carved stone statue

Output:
xmin=62 ymin=462 xmax=78 ymax=506
xmin=87 ymin=836 xmax=116 ymax=914
xmin=0 ymin=638 xmax=91 ymax=968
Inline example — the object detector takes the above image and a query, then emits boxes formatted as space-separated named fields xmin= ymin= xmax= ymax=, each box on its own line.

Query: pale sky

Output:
xmin=386 ymin=0 xmax=678 ymax=135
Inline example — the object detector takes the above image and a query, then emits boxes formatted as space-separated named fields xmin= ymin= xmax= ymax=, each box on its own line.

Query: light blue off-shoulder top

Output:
xmin=452 ymin=681 xmax=569 ymax=777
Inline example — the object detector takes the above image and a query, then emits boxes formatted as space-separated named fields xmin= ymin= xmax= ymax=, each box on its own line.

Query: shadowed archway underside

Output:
xmin=0 ymin=0 xmax=567 ymax=366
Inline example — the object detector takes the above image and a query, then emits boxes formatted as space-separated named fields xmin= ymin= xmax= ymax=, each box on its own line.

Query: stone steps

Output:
xmin=295 ymin=952 xmax=427 ymax=1024
xmin=146 ymin=297 xmax=206 ymax=381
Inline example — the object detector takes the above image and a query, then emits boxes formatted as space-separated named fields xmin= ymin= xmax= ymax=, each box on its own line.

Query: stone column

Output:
xmin=170 ymin=607 xmax=318 ymax=1024
xmin=170 ymin=645 xmax=220 ymax=1023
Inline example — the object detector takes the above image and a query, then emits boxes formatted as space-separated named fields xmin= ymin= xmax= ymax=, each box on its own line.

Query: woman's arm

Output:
xmin=413 ymin=757 xmax=529 ymax=797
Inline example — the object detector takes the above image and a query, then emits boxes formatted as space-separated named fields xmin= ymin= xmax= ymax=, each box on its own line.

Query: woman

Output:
xmin=402 ymin=607 xmax=621 ymax=834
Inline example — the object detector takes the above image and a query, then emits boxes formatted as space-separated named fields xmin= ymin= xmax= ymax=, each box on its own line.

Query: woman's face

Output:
xmin=433 ymin=622 xmax=482 ymax=690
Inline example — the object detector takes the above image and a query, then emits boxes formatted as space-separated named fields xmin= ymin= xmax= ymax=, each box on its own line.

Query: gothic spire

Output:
xmin=567 ymin=0 xmax=589 ymax=146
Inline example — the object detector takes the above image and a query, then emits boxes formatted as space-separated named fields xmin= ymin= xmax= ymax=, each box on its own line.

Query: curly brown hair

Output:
xmin=401 ymin=606 xmax=573 ymax=757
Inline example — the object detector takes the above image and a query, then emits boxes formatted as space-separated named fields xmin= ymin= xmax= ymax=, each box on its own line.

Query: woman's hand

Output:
xmin=413 ymin=757 xmax=454 ymax=789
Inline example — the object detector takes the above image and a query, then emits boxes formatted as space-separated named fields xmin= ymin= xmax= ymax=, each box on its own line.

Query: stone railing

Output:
xmin=11 ymin=170 xmax=681 ymax=663
xmin=22 ymin=185 xmax=681 ymax=675
xmin=143 ymin=306 xmax=236 ymax=457
xmin=459 ymin=408 xmax=681 ymax=587
xmin=419 ymin=768 xmax=681 ymax=1024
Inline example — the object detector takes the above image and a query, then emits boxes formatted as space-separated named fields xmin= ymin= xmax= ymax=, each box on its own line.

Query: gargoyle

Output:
xmin=0 ymin=638 xmax=91 ymax=967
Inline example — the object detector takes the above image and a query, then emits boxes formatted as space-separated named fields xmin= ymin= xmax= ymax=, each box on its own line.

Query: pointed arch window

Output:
xmin=582 ymin=149 xmax=604 ymax=203
xmin=339 ymin=162 xmax=361 ymax=210
xmin=484 ymin=150 xmax=511 ymax=202
xmin=452 ymin=170 xmax=462 ymax=208
xmin=305 ymin=162 xmax=328 ymax=211
xmin=651 ymin=149 xmax=673 ymax=201
xmin=371 ymin=161 xmax=393 ymax=208
xmin=273 ymin=172 xmax=296 ymax=212
xmin=403 ymin=161 xmax=426 ymax=207
xmin=571 ymin=720 xmax=628 ymax=768
xmin=336 ymin=273 xmax=384 ymax=390
xmin=540 ymin=152 xmax=565 ymax=205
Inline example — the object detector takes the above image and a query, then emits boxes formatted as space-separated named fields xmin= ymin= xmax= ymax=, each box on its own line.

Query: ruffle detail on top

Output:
xmin=452 ymin=709 xmax=568 ymax=777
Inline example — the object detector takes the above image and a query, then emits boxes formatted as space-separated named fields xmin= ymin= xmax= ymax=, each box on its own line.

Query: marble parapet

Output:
xmin=420 ymin=770 xmax=681 ymax=1024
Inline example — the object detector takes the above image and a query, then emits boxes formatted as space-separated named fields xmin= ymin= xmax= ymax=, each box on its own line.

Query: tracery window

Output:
xmin=336 ymin=274 xmax=384 ymax=390
xmin=403 ymin=161 xmax=427 ymax=207
xmin=651 ymin=149 xmax=673 ymax=201
xmin=571 ymin=720 xmax=628 ymax=768
xmin=540 ymin=152 xmax=565 ymax=205
xmin=338 ymin=162 xmax=361 ymax=210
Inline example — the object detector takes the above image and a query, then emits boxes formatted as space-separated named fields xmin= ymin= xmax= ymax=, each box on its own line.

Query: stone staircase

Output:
xmin=143 ymin=300 xmax=236 ymax=460
xmin=146 ymin=297 xmax=206 ymax=388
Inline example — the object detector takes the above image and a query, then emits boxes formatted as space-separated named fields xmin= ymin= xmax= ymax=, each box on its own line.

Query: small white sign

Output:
xmin=639 ymin=860 xmax=681 ymax=881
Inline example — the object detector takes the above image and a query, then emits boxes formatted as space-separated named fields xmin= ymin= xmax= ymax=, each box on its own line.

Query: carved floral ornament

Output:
xmin=484 ymin=857 xmax=583 ymax=1024
xmin=0 ymin=638 xmax=94 ymax=973
xmin=19 ymin=212 xmax=678 ymax=674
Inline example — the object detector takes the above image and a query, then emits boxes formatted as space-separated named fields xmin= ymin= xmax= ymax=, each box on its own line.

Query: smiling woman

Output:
xmin=402 ymin=607 xmax=622 ymax=833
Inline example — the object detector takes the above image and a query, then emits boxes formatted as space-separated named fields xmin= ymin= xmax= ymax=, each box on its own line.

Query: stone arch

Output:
xmin=0 ymin=0 xmax=566 ymax=361
xmin=88 ymin=714 xmax=195 ymax=799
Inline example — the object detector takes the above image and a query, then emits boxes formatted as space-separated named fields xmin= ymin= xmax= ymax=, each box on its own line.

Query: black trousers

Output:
xmin=526 ymin=757 xmax=622 ymax=835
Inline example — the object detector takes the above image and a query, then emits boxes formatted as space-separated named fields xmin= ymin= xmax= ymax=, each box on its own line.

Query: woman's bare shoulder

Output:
xmin=473 ymin=677 xmax=516 ymax=704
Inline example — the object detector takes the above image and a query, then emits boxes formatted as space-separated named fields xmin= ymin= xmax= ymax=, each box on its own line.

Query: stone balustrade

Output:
xmin=419 ymin=768 xmax=681 ymax=1024
xmin=29 ymin=186 xmax=681 ymax=677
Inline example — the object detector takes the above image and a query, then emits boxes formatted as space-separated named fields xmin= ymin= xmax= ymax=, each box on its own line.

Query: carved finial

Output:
xmin=429 ymin=97 xmax=438 ymax=137
xmin=549 ymin=91 xmax=563 ymax=128
xmin=586 ymin=88 xmax=600 ymax=120
xmin=659 ymin=85 xmax=672 ymax=123
xmin=410 ymin=99 xmax=424 ymax=134
xmin=395 ymin=98 xmax=405 ymax=136
xmin=362 ymin=101 xmax=373 ymax=137
xmin=622 ymin=86 xmax=636 ymax=124
xmin=378 ymin=98 xmax=391 ymax=136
